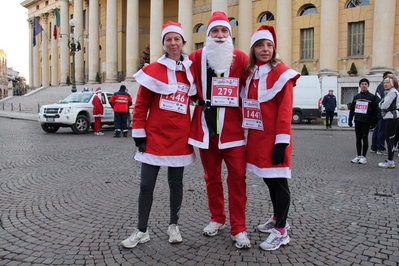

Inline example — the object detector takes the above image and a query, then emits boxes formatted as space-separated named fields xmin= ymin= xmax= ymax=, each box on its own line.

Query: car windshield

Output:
xmin=60 ymin=92 xmax=94 ymax=103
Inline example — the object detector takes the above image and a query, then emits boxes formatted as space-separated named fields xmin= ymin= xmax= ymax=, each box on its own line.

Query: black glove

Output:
xmin=348 ymin=121 xmax=353 ymax=127
xmin=370 ymin=123 xmax=375 ymax=130
xmin=133 ymin=137 xmax=147 ymax=153
xmin=272 ymin=144 xmax=288 ymax=165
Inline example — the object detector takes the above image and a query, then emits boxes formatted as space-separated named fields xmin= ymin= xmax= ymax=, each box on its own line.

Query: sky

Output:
xmin=0 ymin=0 xmax=30 ymax=83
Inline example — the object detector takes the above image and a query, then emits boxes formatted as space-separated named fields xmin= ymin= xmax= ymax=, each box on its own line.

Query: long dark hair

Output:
xmin=243 ymin=39 xmax=282 ymax=76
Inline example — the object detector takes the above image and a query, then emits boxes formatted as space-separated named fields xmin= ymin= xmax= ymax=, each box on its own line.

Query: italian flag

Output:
xmin=53 ymin=8 xmax=60 ymax=40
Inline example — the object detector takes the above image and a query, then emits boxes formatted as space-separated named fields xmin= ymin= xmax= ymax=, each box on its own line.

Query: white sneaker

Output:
xmin=257 ymin=216 xmax=290 ymax=233
xmin=203 ymin=221 xmax=226 ymax=236
xmin=351 ymin=156 xmax=361 ymax=163
xmin=121 ymin=228 xmax=150 ymax=248
xmin=230 ymin=232 xmax=251 ymax=249
xmin=378 ymin=160 xmax=395 ymax=168
xmin=358 ymin=156 xmax=367 ymax=164
xmin=259 ymin=228 xmax=290 ymax=251
xmin=94 ymin=132 xmax=104 ymax=136
xmin=167 ymin=224 xmax=182 ymax=243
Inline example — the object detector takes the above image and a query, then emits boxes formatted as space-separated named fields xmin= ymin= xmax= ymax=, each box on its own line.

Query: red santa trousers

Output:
xmin=94 ymin=117 xmax=101 ymax=133
xmin=199 ymin=134 xmax=247 ymax=235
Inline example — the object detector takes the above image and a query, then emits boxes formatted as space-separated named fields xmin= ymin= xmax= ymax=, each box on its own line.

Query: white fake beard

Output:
xmin=206 ymin=36 xmax=234 ymax=75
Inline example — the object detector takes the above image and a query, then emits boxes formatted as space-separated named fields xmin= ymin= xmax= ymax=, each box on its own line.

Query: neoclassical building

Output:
xmin=21 ymin=0 xmax=398 ymax=89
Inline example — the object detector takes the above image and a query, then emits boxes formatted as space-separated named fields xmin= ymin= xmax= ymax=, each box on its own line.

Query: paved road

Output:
xmin=0 ymin=116 xmax=398 ymax=266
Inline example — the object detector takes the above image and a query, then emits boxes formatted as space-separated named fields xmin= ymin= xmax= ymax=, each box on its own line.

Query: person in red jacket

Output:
xmin=188 ymin=11 xmax=250 ymax=249
xmin=109 ymin=85 xmax=132 ymax=137
xmin=242 ymin=25 xmax=300 ymax=251
xmin=121 ymin=21 xmax=196 ymax=248
xmin=92 ymin=87 xmax=104 ymax=136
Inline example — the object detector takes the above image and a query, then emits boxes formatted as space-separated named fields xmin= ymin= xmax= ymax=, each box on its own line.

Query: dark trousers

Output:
xmin=371 ymin=118 xmax=386 ymax=151
xmin=114 ymin=112 xmax=128 ymax=132
xmin=384 ymin=119 xmax=399 ymax=160
xmin=263 ymin=178 xmax=290 ymax=229
xmin=137 ymin=163 xmax=184 ymax=231
xmin=325 ymin=111 xmax=334 ymax=127
xmin=354 ymin=121 xmax=370 ymax=157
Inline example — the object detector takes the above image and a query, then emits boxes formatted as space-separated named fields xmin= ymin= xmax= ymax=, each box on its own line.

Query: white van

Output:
xmin=292 ymin=75 xmax=322 ymax=124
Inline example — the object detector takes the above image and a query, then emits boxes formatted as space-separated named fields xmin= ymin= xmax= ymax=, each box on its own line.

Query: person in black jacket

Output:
xmin=322 ymin=90 xmax=337 ymax=129
xmin=348 ymin=78 xmax=378 ymax=164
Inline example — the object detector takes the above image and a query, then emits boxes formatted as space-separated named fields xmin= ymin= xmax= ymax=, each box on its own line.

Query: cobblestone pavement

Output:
xmin=0 ymin=116 xmax=398 ymax=266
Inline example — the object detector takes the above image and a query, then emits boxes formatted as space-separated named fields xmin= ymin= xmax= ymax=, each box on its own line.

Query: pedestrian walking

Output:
xmin=109 ymin=85 xmax=132 ymax=138
xmin=121 ymin=21 xmax=196 ymax=248
xmin=322 ymin=90 xmax=337 ymax=129
xmin=348 ymin=78 xmax=378 ymax=164
xmin=378 ymin=76 xmax=399 ymax=168
xmin=242 ymin=25 xmax=300 ymax=251
xmin=92 ymin=87 xmax=104 ymax=136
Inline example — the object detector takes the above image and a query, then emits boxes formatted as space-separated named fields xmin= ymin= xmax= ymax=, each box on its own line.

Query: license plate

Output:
xmin=46 ymin=117 xmax=55 ymax=122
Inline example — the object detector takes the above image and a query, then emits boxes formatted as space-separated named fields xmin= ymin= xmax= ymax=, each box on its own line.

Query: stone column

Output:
xmin=105 ymin=0 xmax=118 ymax=83
xmin=28 ymin=19 xmax=34 ymax=87
xmin=212 ymin=0 xmax=227 ymax=14
xmin=74 ymin=0 xmax=85 ymax=84
xmin=88 ymin=0 xmax=100 ymax=84
xmin=33 ymin=17 xmax=40 ymax=88
xmin=238 ymin=0 xmax=252 ymax=53
xmin=41 ymin=14 xmax=49 ymax=86
xmin=60 ymin=0 xmax=70 ymax=85
xmin=179 ymin=0 xmax=193 ymax=54
xmin=51 ymin=11 xmax=59 ymax=85
xmin=319 ymin=0 xmax=339 ymax=76
xmin=125 ymin=0 xmax=139 ymax=81
xmin=276 ymin=0 xmax=292 ymax=67
xmin=370 ymin=0 xmax=396 ymax=74
xmin=150 ymin=0 xmax=163 ymax=63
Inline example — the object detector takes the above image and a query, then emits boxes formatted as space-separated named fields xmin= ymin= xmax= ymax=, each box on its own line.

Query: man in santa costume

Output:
xmin=92 ymin=87 xmax=104 ymax=136
xmin=189 ymin=11 xmax=250 ymax=249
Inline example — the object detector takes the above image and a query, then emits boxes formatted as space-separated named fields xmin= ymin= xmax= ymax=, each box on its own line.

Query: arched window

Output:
xmin=229 ymin=18 xmax=238 ymax=27
xmin=259 ymin=11 xmax=275 ymax=22
xmin=299 ymin=4 xmax=318 ymax=16
xmin=195 ymin=24 xmax=206 ymax=33
xmin=346 ymin=0 xmax=370 ymax=8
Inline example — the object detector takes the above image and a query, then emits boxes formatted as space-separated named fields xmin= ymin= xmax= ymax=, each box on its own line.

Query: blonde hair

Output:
xmin=384 ymin=76 xmax=399 ymax=89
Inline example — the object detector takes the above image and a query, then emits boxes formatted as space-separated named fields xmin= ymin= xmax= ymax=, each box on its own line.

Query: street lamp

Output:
xmin=60 ymin=19 xmax=88 ymax=93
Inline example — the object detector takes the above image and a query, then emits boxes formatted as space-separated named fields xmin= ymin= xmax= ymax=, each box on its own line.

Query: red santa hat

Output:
xmin=250 ymin=25 xmax=277 ymax=49
xmin=95 ymin=87 xmax=102 ymax=93
xmin=162 ymin=21 xmax=185 ymax=43
xmin=206 ymin=11 xmax=232 ymax=36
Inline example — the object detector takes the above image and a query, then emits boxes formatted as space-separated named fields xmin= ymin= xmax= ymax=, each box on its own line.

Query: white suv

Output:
xmin=38 ymin=91 xmax=133 ymax=134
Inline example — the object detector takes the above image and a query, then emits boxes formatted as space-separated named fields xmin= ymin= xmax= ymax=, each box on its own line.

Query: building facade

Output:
xmin=21 ymin=1 xmax=398 ymax=91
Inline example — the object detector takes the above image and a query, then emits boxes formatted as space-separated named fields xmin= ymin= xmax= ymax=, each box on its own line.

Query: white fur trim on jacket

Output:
xmin=247 ymin=163 xmax=291 ymax=179
xmin=134 ymin=151 xmax=196 ymax=167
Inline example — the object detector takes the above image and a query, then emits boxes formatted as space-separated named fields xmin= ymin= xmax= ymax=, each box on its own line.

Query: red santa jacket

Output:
xmin=92 ymin=94 xmax=104 ymax=117
xmin=242 ymin=62 xmax=300 ymax=178
xmin=132 ymin=55 xmax=196 ymax=167
xmin=188 ymin=47 xmax=248 ymax=149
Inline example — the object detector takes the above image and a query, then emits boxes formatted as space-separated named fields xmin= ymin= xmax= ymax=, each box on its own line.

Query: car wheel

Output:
xmin=41 ymin=123 xmax=60 ymax=133
xmin=292 ymin=111 xmax=303 ymax=124
xmin=71 ymin=115 xmax=90 ymax=134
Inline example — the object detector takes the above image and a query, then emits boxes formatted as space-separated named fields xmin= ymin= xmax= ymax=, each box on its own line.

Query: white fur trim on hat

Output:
xmin=162 ymin=25 xmax=185 ymax=41
xmin=250 ymin=30 xmax=274 ymax=48
xmin=206 ymin=20 xmax=232 ymax=36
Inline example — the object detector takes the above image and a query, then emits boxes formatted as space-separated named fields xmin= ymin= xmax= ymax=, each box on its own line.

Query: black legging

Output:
xmin=137 ymin=163 xmax=184 ymax=232
xmin=385 ymin=119 xmax=399 ymax=160
xmin=263 ymin=178 xmax=290 ymax=229
xmin=354 ymin=121 xmax=370 ymax=157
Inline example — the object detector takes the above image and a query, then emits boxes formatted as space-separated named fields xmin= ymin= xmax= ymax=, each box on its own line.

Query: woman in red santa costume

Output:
xmin=189 ymin=11 xmax=250 ymax=249
xmin=121 ymin=21 xmax=196 ymax=248
xmin=92 ymin=87 xmax=104 ymax=136
xmin=241 ymin=25 xmax=300 ymax=251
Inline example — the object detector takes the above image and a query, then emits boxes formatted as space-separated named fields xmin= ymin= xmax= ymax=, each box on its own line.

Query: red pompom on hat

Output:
xmin=162 ymin=21 xmax=185 ymax=42
xmin=250 ymin=25 xmax=277 ymax=49
xmin=206 ymin=11 xmax=232 ymax=36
